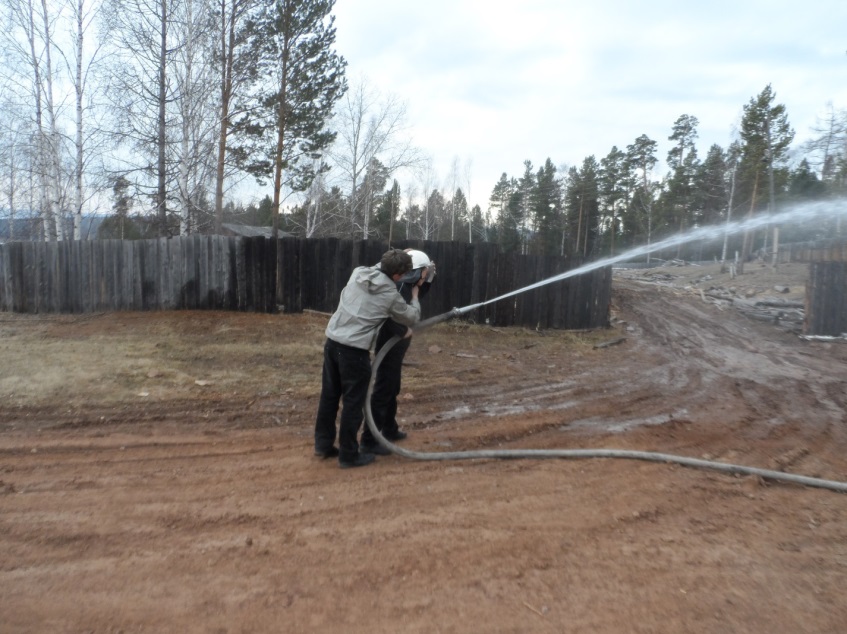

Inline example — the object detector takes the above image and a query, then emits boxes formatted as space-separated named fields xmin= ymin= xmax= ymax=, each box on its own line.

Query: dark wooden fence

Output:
xmin=0 ymin=236 xmax=611 ymax=329
xmin=806 ymin=262 xmax=847 ymax=336
xmin=782 ymin=239 xmax=847 ymax=264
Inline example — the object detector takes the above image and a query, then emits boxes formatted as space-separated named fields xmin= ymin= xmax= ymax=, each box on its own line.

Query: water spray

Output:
xmin=363 ymin=200 xmax=847 ymax=493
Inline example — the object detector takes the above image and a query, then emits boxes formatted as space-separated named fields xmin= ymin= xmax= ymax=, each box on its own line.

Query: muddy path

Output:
xmin=1 ymin=276 xmax=846 ymax=633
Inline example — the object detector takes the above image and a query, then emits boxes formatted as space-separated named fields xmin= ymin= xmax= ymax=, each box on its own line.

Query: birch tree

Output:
xmin=102 ymin=0 xmax=180 ymax=236
xmin=66 ymin=0 xmax=108 ymax=239
xmin=803 ymin=102 xmax=846 ymax=189
xmin=414 ymin=159 xmax=438 ymax=239
xmin=2 ymin=0 xmax=64 ymax=240
xmin=327 ymin=76 xmax=421 ymax=239
xmin=37 ymin=0 xmax=65 ymax=239
xmin=171 ymin=0 xmax=219 ymax=234
xmin=0 ymin=101 xmax=30 ymax=240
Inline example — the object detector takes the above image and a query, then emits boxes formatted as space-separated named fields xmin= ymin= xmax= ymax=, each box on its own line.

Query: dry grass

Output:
xmin=0 ymin=310 xmax=613 ymax=409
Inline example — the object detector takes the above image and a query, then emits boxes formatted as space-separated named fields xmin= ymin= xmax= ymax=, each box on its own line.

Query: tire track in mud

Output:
xmin=411 ymin=281 xmax=847 ymax=453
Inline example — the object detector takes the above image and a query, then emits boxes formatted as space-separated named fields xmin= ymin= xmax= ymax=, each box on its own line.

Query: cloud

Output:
xmin=332 ymin=0 xmax=847 ymax=208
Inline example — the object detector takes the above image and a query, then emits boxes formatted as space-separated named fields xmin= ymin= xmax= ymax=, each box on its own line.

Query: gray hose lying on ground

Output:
xmin=363 ymin=309 xmax=847 ymax=494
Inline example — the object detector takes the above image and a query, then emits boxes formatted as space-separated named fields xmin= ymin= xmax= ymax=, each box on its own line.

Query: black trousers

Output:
xmin=362 ymin=329 xmax=411 ymax=445
xmin=314 ymin=339 xmax=371 ymax=461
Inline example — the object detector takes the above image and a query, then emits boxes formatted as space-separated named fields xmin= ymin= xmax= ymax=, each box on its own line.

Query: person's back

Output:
xmin=326 ymin=264 xmax=419 ymax=351
xmin=314 ymin=249 xmax=421 ymax=468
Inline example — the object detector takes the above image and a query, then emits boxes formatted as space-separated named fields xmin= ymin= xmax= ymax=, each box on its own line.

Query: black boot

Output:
xmin=339 ymin=452 xmax=376 ymax=469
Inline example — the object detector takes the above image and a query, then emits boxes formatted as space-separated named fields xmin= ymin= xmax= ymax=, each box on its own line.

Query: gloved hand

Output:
xmin=425 ymin=261 xmax=436 ymax=283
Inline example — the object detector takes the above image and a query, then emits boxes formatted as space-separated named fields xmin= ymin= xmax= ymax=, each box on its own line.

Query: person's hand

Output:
xmin=411 ymin=284 xmax=420 ymax=299
xmin=417 ymin=267 xmax=428 ymax=286
xmin=403 ymin=327 xmax=413 ymax=339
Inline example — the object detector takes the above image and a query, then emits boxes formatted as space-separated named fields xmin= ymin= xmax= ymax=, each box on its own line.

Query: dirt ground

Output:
xmin=2 ymin=261 xmax=847 ymax=633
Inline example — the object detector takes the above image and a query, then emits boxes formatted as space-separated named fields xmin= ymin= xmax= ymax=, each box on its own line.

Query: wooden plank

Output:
xmin=195 ymin=236 xmax=207 ymax=309
xmin=0 ymin=243 xmax=16 ymax=312
xmin=21 ymin=242 xmax=36 ymax=312
xmin=180 ymin=236 xmax=191 ymax=309
xmin=330 ymin=239 xmax=352 ymax=313
xmin=234 ymin=237 xmax=246 ymax=311
xmin=299 ymin=238 xmax=318 ymax=312
xmin=77 ymin=241 xmax=86 ymax=312
xmin=483 ymin=245 xmax=499 ymax=326
xmin=190 ymin=234 xmax=200 ymax=309
xmin=48 ymin=241 xmax=61 ymax=312
xmin=243 ymin=236 xmax=254 ymax=312
xmin=263 ymin=237 xmax=276 ymax=313
xmin=253 ymin=236 xmax=265 ymax=312
xmin=109 ymin=240 xmax=123 ymax=311
xmin=58 ymin=240 xmax=70 ymax=312
xmin=135 ymin=240 xmax=146 ymax=310
xmin=223 ymin=236 xmax=235 ymax=310
xmin=34 ymin=241 xmax=47 ymax=312
xmin=209 ymin=235 xmax=222 ymax=309
xmin=139 ymin=239 xmax=153 ymax=311
xmin=93 ymin=240 xmax=109 ymax=312
xmin=206 ymin=235 xmax=217 ymax=309
xmin=174 ymin=236 xmax=185 ymax=310
xmin=220 ymin=235 xmax=231 ymax=309
xmin=78 ymin=241 xmax=89 ymax=313
xmin=0 ymin=245 xmax=8 ymax=311
xmin=252 ymin=237 xmax=262 ymax=313
xmin=161 ymin=237 xmax=173 ymax=310
xmin=13 ymin=242 xmax=25 ymax=312
xmin=277 ymin=237 xmax=293 ymax=313
xmin=86 ymin=240 xmax=96 ymax=312
xmin=121 ymin=240 xmax=134 ymax=310
xmin=264 ymin=236 xmax=273 ymax=311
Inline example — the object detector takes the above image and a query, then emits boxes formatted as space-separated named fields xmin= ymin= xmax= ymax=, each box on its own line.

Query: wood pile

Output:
xmin=696 ymin=285 xmax=805 ymax=332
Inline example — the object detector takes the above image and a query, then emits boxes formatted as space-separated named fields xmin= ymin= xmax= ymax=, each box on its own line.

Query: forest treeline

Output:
xmin=1 ymin=0 xmax=844 ymax=264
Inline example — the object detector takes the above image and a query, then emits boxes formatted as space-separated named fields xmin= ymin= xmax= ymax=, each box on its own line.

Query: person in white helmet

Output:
xmin=314 ymin=249 xmax=421 ymax=468
xmin=360 ymin=248 xmax=435 ymax=454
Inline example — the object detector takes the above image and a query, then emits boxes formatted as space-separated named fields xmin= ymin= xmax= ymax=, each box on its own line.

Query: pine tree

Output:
xmin=232 ymin=0 xmax=347 ymax=239
xmin=372 ymin=179 xmax=401 ymax=243
xmin=516 ymin=160 xmax=535 ymax=253
xmin=788 ymin=159 xmax=827 ymax=201
xmin=736 ymin=84 xmax=794 ymax=269
xmin=599 ymin=146 xmax=627 ymax=256
xmin=694 ymin=144 xmax=727 ymax=227
xmin=531 ymin=158 xmax=563 ymax=256
xmin=447 ymin=187 xmax=470 ymax=243
xmin=564 ymin=156 xmax=599 ymax=259
xmin=624 ymin=135 xmax=657 ymax=260
xmin=213 ymin=0 xmax=261 ymax=234
xmin=425 ymin=188 xmax=445 ymax=240
xmin=489 ymin=173 xmax=518 ymax=252
xmin=658 ymin=115 xmax=700 ymax=256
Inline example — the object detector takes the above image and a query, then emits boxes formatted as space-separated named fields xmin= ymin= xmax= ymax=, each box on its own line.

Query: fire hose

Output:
xmin=363 ymin=308 xmax=847 ymax=494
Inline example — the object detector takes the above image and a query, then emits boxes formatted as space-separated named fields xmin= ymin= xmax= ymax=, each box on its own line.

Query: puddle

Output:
xmin=563 ymin=410 xmax=690 ymax=434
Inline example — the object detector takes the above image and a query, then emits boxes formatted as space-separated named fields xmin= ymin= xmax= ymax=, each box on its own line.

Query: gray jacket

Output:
xmin=326 ymin=265 xmax=421 ymax=351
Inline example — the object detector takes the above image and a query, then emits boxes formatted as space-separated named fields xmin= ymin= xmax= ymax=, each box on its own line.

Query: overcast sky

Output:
xmin=331 ymin=0 xmax=847 ymax=210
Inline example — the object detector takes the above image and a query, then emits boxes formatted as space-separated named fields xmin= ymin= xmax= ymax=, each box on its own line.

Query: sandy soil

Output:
xmin=2 ymin=262 xmax=846 ymax=633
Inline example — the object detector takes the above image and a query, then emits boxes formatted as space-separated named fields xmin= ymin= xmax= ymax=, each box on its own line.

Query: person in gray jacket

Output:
xmin=314 ymin=249 xmax=421 ymax=468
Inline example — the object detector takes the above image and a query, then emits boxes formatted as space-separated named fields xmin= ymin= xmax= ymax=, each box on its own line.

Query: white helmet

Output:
xmin=398 ymin=249 xmax=435 ymax=284
xmin=405 ymin=249 xmax=432 ymax=270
